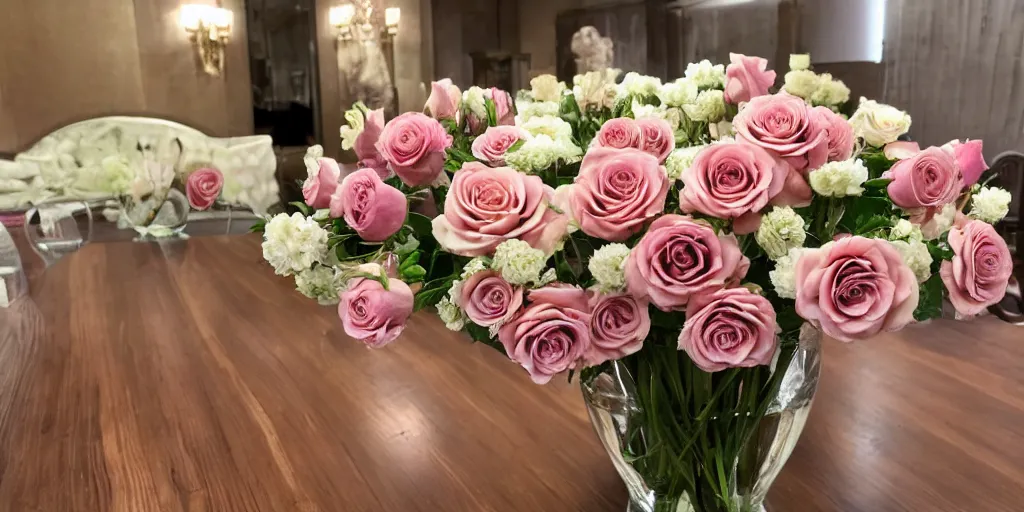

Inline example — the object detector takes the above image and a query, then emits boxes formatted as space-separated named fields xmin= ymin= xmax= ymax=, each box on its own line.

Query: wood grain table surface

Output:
xmin=1 ymin=235 xmax=1023 ymax=512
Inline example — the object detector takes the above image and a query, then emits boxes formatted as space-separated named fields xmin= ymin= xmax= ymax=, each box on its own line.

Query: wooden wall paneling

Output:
xmin=667 ymin=0 xmax=780 ymax=73
xmin=0 ymin=0 xmax=147 ymax=153
xmin=315 ymin=0 xmax=342 ymax=160
xmin=881 ymin=0 xmax=1024 ymax=156
xmin=221 ymin=0 xmax=256 ymax=136
xmin=645 ymin=0 xmax=668 ymax=80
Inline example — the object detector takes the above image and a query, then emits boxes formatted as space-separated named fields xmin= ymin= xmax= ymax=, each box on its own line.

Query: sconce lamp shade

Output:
xmin=330 ymin=4 xmax=357 ymax=27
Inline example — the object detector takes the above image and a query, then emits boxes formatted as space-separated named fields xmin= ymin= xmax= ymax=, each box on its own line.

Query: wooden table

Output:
xmin=2 ymin=235 xmax=1023 ymax=511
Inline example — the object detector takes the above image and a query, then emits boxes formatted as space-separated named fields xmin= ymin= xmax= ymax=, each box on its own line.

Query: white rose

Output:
xmin=808 ymin=159 xmax=869 ymax=197
xmin=659 ymin=78 xmax=699 ymax=107
xmin=516 ymin=99 xmax=560 ymax=122
xmin=682 ymin=90 xmax=726 ymax=122
xmin=294 ymin=265 xmax=342 ymax=305
xmin=756 ymin=206 xmax=807 ymax=260
xmin=849 ymin=98 xmax=912 ymax=147
xmin=573 ymin=69 xmax=619 ymax=111
xmin=890 ymin=219 xmax=924 ymax=241
xmin=684 ymin=60 xmax=726 ymax=89
xmin=789 ymin=54 xmax=811 ymax=71
xmin=810 ymin=75 xmax=851 ymax=106
xmin=505 ymin=134 xmax=583 ymax=173
xmin=462 ymin=86 xmax=488 ymax=119
xmin=769 ymin=247 xmax=812 ymax=299
xmin=339 ymin=107 xmax=366 ymax=150
xmin=782 ymin=70 xmax=820 ymax=99
xmin=665 ymin=145 xmax=705 ymax=181
xmin=890 ymin=239 xmax=933 ymax=283
xmin=261 ymin=212 xmax=329 ymax=276
xmin=588 ymin=243 xmax=631 ymax=292
xmin=969 ymin=186 xmax=1012 ymax=224
xmin=617 ymin=72 xmax=662 ymax=99
xmin=530 ymin=74 xmax=567 ymax=102
xmin=492 ymin=239 xmax=547 ymax=285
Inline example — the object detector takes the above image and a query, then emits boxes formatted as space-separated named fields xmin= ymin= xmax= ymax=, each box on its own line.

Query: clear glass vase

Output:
xmin=118 ymin=188 xmax=190 ymax=240
xmin=582 ymin=324 xmax=822 ymax=512
xmin=0 ymin=222 xmax=27 ymax=307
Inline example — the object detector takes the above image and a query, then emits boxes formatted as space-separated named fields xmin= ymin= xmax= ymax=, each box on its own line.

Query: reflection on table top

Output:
xmin=1 ymin=235 xmax=1022 ymax=511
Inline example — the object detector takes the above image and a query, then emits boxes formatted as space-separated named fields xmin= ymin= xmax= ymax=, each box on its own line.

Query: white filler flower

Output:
xmin=809 ymin=159 xmax=869 ymax=197
xmin=262 ymin=212 xmax=329 ymax=276
xmin=492 ymin=239 xmax=547 ymax=285
xmin=589 ymin=243 xmax=631 ymax=292
xmin=969 ymin=186 xmax=1012 ymax=224
xmin=756 ymin=206 xmax=807 ymax=260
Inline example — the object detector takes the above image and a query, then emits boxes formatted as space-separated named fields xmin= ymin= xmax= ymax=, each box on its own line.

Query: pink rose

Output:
xmin=329 ymin=168 xmax=408 ymax=242
xmin=355 ymin=108 xmax=389 ymax=179
xmin=883 ymin=140 xmax=921 ymax=160
xmin=940 ymin=219 xmax=1012 ymax=318
xmin=471 ymin=125 xmax=529 ymax=166
xmin=301 ymin=158 xmax=340 ymax=210
xmin=467 ymin=88 xmax=516 ymax=135
xmin=733 ymin=93 xmax=829 ymax=173
xmin=594 ymin=117 xmax=642 ymax=150
xmin=678 ymin=140 xmax=785 ymax=229
xmin=187 ymin=167 xmax=224 ymax=211
xmin=376 ymin=112 xmax=453 ymax=187
xmin=567 ymin=147 xmax=669 ymax=242
xmin=338 ymin=276 xmax=414 ymax=348
xmin=795 ymin=236 xmax=919 ymax=342
xmin=723 ymin=53 xmax=777 ymax=105
xmin=497 ymin=285 xmax=592 ymax=384
xmin=945 ymin=139 xmax=987 ymax=187
xmin=636 ymin=117 xmax=675 ymax=162
xmin=815 ymin=106 xmax=854 ymax=162
xmin=625 ymin=214 xmax=748 ymax=311
xmin=884 ymin=146 xmax=963 ymax=215
xmin=460 ymin=270 xmax=524 ymax=326
xmin=424 ymin=79 xmax=461 ymax=120
xmin=491 ymin=87 xmax=516 ymax=126
xmin=679 ymin=287 xmax=778 ymax=372
xmin=586 ymin=292 xmax=650 ymax=365
xmin=432 ymin=163 xmax=568 ymax=256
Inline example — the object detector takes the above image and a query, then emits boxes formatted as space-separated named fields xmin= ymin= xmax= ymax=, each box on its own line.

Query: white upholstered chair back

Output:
xmin=0 ymin=116 xmax=278 ymax=214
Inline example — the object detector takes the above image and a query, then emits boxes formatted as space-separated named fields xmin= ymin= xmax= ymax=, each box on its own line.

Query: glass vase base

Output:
xmin=626 ymin=501 xmax=767 ymax=512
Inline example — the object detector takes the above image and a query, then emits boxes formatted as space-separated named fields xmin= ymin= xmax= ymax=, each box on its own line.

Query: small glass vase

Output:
xmin=582 ymin=324 xmax=822 ymax=512
xmin=118 ymin=188 xmax=190 ymax=240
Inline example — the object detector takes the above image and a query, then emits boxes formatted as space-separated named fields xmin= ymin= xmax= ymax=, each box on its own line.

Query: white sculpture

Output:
xmin=0 ymin=117 xmax=279 ymax=214
xmin=571 ymin=26 xmax=615 ymax=74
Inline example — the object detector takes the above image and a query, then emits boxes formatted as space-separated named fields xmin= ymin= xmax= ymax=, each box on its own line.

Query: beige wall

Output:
xmin=0 ymin=0 xmax=253 ymax=154
xmin=519 ymin=0 xmax=583 ymax=76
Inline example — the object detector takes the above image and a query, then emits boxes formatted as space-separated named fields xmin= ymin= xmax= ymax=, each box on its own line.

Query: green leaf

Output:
xmin=862 ymin=178 xmax=892 ymax=190
xmin=413 ymin=275 xmax=455 ymax=311
xmin=406 ymin=212 xmax=433 ymax=238
xmin=913 ymin=273 xmax=944 ymax=321
xmin=393 ymin=235 xmax=420 ymax=257
xmin=485 ymin=98 xmax=498 ymax=127
xmin=398 ymin=250 xmax=421 ymax=270
xmin=860 ymin=151 xmax=896 ymax=179
xmin=400 ymin=264 xmax=427 ymax=282
xmin=506 ymin=138 xmax=526 ymax=153
xmin=288 ymin=201 xmax=313 ymax=216
xmin=249 ymin=219 xmax=266 ymax=233
xmin=854 ymin=214 xmax=892 ymax=236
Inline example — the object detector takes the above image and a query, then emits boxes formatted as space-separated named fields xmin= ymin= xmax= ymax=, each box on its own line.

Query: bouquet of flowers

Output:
xmin=258 ymin=53 xmax=1014 ymax=511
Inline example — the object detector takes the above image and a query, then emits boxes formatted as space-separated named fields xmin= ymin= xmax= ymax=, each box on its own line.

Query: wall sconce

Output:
xmin=180 ymin=4 xmax=234 ymax=76
xmin=384 ymin=7 xmax=400 ymax=37
xmin=329 ymin=3 xmax=400 ymax=42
